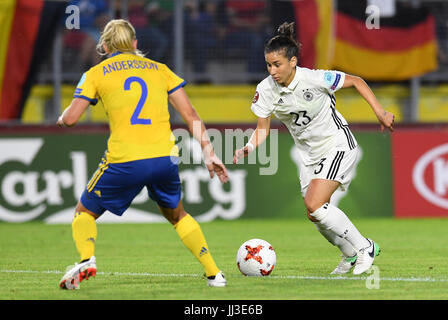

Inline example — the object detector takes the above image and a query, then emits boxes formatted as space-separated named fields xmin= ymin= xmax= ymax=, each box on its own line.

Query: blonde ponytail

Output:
xmin=96 ymin=19 xmax=144 ymax=57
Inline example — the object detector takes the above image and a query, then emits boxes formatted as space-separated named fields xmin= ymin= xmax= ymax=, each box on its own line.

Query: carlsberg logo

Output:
xmin=0 ymin=137 xmax=247 ymax=223
xmin=0 ymin=138 xmax=87 ymax=222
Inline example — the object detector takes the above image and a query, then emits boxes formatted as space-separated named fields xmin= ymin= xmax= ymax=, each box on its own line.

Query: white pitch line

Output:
xmin=270 ymin=275 xmax=448 ymax=283
xmin=1 ymin=269 xmax=447 ymax=283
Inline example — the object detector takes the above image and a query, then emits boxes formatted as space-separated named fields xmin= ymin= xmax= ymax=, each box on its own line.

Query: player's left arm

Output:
xmin=169 ymin=87 xmax=229 ymax=183
xmin=56 ymin=98 xmax=90 ymax=127
xmin=342 ymin=74 xmax=394 ymax=132
xmin=168 ymin=87 xmax=209 ymax=150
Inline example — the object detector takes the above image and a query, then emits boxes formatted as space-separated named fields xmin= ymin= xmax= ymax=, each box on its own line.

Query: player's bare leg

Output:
xmin=159 ymin=201 xmax=226 ymax=287
xmin=75 ymin=201 xmax=101 ymax=219
xmin=304 ymin=179 xmax=378 ymax=274
xmin=158 ymin=200 xmax=186 ymax=225
xmin=304 ymin=179 xmax=340 ymax=220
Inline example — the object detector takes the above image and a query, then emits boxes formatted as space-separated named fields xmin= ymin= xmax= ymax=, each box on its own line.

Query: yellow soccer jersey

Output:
xmin=74 ymin=52 xmax=185 ymax=163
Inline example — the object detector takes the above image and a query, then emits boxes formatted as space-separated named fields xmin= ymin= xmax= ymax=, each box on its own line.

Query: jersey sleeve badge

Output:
xmin=324 ymin=71 xmax=341 ymax=90
xmin=252 ymin=91 xmax=260 ymax=104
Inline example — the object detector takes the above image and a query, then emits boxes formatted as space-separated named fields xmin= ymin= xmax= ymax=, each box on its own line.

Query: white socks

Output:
xmin=314 ymin=222 xmax=357 ymax=257
xmin=310 ymin=203 xmax=370 ymax=252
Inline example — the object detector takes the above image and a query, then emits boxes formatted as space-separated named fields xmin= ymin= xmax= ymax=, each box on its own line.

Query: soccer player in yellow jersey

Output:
xmin=57 ymin=19 xmax=228 ymax=289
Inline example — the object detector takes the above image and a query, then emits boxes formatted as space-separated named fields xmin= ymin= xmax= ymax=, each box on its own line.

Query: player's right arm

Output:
xmin=233 ymin=116 xmax=271 ymax=164
xmin=57 ymin=98 xmax=90 ymax=127
xmin=234 ymin=82 xmax=273 ymax=164
xmin=58 ymin=69 xmax=98 ymax=127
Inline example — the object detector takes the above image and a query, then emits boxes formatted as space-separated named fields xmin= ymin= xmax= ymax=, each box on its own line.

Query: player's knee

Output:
xmin=304 ymin=197 xmax=324 ymax=215
xmin=306 ymin=209 xmax=318 ymax=222
xmin=162 ymin=208 xmax=187 ymax=225
xmin=173 ymin=209 xmax=187 ymax=224
xmin=308 ymin=203 xmax=330 ymax=222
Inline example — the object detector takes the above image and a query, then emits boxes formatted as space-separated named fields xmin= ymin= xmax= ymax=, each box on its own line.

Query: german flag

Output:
xmin=0 ymin=0 xmax=65 ymax=120
xmin=271 ymin=0 xmax=334 ymax=70
xmin=333 ymin=0 xmax=438 ymax=81
xmin=271 ymin=0 xmax=437 ymax=81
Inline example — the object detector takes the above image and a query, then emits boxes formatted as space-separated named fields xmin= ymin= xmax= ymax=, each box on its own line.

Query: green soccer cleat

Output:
xmin=353 ymin=239 xmax=381 ymax=275
xmin=330 ymin=254 xmax=358 ymax=275
xmin=331 ymin=241 xmax=380 ymax=275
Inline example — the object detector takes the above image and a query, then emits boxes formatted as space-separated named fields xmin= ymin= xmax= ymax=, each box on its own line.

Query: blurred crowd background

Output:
xmin=1 ymin=0 xmax=448 ymax=125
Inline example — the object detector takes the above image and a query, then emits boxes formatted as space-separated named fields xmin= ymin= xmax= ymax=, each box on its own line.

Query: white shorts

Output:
xmin=298 ymin=147 xmax=359 ymax=197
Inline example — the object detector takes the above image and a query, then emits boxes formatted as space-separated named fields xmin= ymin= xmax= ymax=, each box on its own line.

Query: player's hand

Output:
xmin=233 ymin=145 xmax=252 ymax=164
xmin=56 ymin=116 xmax=64 ymax=127
xmin=204 ymin=153 xmax=229 ymax=183
xmin=377 ymin=109 xmax=394 ymax=132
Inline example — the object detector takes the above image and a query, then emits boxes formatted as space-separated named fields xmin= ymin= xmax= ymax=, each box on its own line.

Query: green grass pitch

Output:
xmin=1 ymin=217 xmax=447 ymax=300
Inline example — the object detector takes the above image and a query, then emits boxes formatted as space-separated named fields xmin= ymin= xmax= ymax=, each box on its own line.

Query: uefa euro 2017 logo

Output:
xmin=65 ymin=5 xmax=80 ymax=30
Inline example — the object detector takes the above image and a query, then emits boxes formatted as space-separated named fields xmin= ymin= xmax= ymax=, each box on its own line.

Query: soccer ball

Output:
xmin=236 ymin=239 xmax=276 ymax=276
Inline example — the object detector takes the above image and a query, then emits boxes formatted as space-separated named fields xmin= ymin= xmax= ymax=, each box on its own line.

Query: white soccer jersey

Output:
xmin=251 ymin=66 xmax=357 ymax=165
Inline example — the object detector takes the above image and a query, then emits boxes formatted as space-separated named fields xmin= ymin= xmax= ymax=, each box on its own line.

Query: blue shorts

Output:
xmin=80 ymin=156 xmax=181 ymax=216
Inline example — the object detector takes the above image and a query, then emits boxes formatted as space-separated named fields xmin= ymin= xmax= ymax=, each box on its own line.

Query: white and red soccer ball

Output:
xmin=236 ymin=239 xmax=276 ymax=276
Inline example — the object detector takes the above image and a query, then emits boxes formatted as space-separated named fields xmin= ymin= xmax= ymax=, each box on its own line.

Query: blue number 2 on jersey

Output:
xmin=124 ymin=76 xmax=152 ymax=125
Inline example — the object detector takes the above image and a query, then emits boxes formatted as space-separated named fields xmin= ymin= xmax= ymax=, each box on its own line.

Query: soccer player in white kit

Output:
xmin=233 ymin=22 xmax=395 ymax=275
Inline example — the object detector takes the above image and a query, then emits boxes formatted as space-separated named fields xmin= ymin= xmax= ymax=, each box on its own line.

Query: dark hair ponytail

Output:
xmin=265 ymin=22 xmax=301 ymax=60
xmin=277 ymin=22 xmax=295 ymax=39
